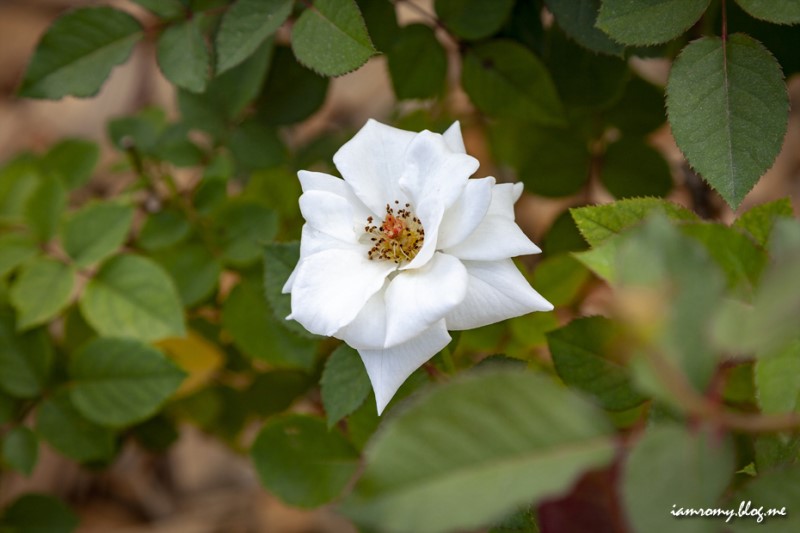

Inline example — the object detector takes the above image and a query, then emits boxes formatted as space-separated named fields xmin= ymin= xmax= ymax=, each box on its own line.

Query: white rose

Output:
xmin=284 ymin=120 xmax=553 ymax=413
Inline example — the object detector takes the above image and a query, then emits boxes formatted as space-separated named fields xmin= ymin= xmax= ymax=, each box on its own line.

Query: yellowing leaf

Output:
xmin=157 ymin=332 xmax=224 ymax=397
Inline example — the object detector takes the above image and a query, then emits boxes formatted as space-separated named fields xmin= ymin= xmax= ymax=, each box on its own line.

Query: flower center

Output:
xmin=364 ymin=201 xmax=425 ymax=264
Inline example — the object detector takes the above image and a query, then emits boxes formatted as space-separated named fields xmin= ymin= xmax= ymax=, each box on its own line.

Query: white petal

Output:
xmin=332 ymin=119 xmax=415 ymax=214
xmin=488 ymin=182 xmax=524 ymax=218
xmin=299 ymin=190 xmax=360 ymax=242
xmin=289 ymin=248 xmax=396 ymax=336
xmin=443 ymin=121 xmax=466 ymax=153
xmin=443 ymin=215 xmax=541 ymax=260
xmin=384 ymin=252 xmax=468 ymax=347
xmin=437 ymin=177 xmax=495 ymax=250
xmin=399 ymin=130 xmax=479 ymax=211
xmin=335 ymin=286 xmax=387 ymax=350
xmin=358 ymin=320 xmax=451 ymax=414
xmin=445 ymin=259 xmax=553 ymax=330
xmin=400 ymin=199 xmax=443 ymax=270
xmin=297 ymin=170 xmax=373 ymax=220
xmin=282 ymin=225 xmax=358 ymax=293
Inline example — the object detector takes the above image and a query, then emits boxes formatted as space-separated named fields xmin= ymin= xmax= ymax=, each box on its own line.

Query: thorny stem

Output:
xmin=648 ymin=349 xmax=800 ymax=433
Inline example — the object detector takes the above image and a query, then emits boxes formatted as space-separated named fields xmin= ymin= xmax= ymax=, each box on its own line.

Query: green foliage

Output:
xmin=6 ymin=0 xmax=800 ymax=528
xmin=80 ymin=255 xmax=186 ymax=342
xmin=0 ymin=311 xmax=52 ymax=398
xmin=222 ymin=278 xmax=316 ymax=369
xmin=462 ymin=40 xmax=565 ymax=125
xmin=667 ymin=34 xmax=788 ymax=209
xmin=597 ymin=0 xmax=711 ymax=45
xmin=622 ymin=424 xmax=735 ymax=533
xmin=1 ymin=427 xmax=39 ymax=476
xmin=387 ymin=24 xmax=447 ymax=100
xmin=19 ymin=7 xmax=142 ymax=98
xmin=548 ymin=316 xmax=647 ymax=411
xmin=0 ymin=493 xmax=78 ymax=533
xmin=320 ymin=344 xmax=371 ymax=428
xmin=156 ymin=19 xmax=210 ymax=93
xmin=62 ymin=202 xmax=134 ymax=267
xmin=291 ymin=0 xmax=376 ymax=76
xmin=215 ymin=0 xmax=292 ymax=74
xmin=251 ymin=415 xmax=359 ymax=507
xmin=735 ymin=0 xmax=800 ymax=24
xmin=434 ymin=0 xmax=515 ymax=40
xmin=36 ymin=391 xmax=116 ymax=463
xmin=10 ymin=258 xmax=75 ymax=330
xmin=544 ymin=0 xmax=624 ymax=56
xmin=69 ymin=337 xmax=186 ymax=427
xmin=344 ymin=370 xmax=615 ymax=533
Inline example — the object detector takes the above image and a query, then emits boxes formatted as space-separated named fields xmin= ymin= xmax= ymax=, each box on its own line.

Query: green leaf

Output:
xmin=0 ymin=155 xmax=40 ymax=222
xmin=24 ymin=174 xmax=66 ymax=242
xmin=156 ymin=19 xmax=210 ymax=93
xmin=222 ymin=278 xmax=316 ymax=369
xmin=570 ymin=198 xmax=698 ymax=247
xmin=36 ymin=390 xmax=115 ymax=462
xmin=622 ymin=424 xmax=734 ymax=533
xmin=735 ymin=0 xmax=800 ymax=24
xmin=257 ymin=45 xmax=329 ymax=126
xmin=0 ymin=233 xmax=38 ymax=278
xmin=10 ymin=258 xmax=75 ymax=331
xmin=754 ymin=341 xmax=800 ymax=414
xmin=263 ymin=242 xmax=317 ymax=338
xmin=70 ymin=337 xmax=186 ymax=428
xmin=434 ymin=0 xmax=514 ymax=40
xmin=615 ymin=216 xmax=726 ymax=395
xmin=153 ymin=244 xmax=220 ymax=307
xmin=462 ymin=40 xmax=565 ymax=125
xmin=733 ymin=197 xmax=794 ymax=246
xmin=387 ymin=24 xmax=447 ymax=100
xmin=179 ymin=38 xmax=274 ymax=136
xmin=542 ymin=209 xmax=589 ymax=256
xmin=600 ymin=138 xmax=673 ymax=198
xmin=131 ymin=0 xmax=186 ymax=19
xmin=251 ymin=415 xmax=359 ymax=507
xmin=666 ymin=34 xmax=788 ymax=209
xmin=0 ymin=493 xmax=79 ymax=533
xmin=518 ymin=127 xmax=590 ymax=197
xmin=0 ymin=392 xmax=15 ymax=425
xmin=545 ymin=28 xmax=629 ymax=110
xmin=548 ymin=316 xmax=647 ymax=411
xmin=108 ymin=107 xmax=166 ymax=154
xmin=62 ymin=201 xmax=134 ymax=267
xmin=572 ymin=236 xmax=620 ymax=282
xmin=727 ymin=466 xmax=800 ymax=533
xmin=80 ymin=254 xmax=186 ymax=342
xmin=152 ymin=124 xmax=204 ymax=167
xmin=680 ymin=222 xmax=767 ymax=289
xmin=321 ymin=344 xmax=371 ymax=428
xmin=213 ymin=200 xmax=278 ymax=266
xmin=604 ymin=74 xmax=666 ymax=135
xmin=544 ymin=0 xmax=624 ymax=56
xmin=244 ymin=370 xmax=311 ymax=418
xmin=596 ymin=0 xmax=711 ymax=46
xmin=291 ymin=0 xmax=376 ymax=76
xmin=42 ymin=139 xmax=100 ymax=189
xmin=344 ymin=370 xmax=615 ymax=533
xmin=216 ymin=0 xmax=292 ymax=74
xmin=533 ymin=254 xmax=590 ymax=307
xmin=1 ymin=427 xmax=39 ymax=476
xmin=0 ymin=310 xmax=52 ymax=398
xmin=229 ymin=120 xmax=286 ymax=172
xmin=138 ymin=208 xmax=191 ymax=251
xmin=19 ymin=7 xmax=143 ymax=99
xmin=356 ymin=0 xmax=400 ymax=52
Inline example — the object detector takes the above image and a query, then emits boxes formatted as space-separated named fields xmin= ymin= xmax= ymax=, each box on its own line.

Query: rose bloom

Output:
xmin=284 ymin=120 xmax=552 ymax=413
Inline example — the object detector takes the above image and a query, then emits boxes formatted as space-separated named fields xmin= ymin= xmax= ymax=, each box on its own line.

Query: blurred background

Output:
xmin=1 ymin=0 xmax=799 ymax=532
